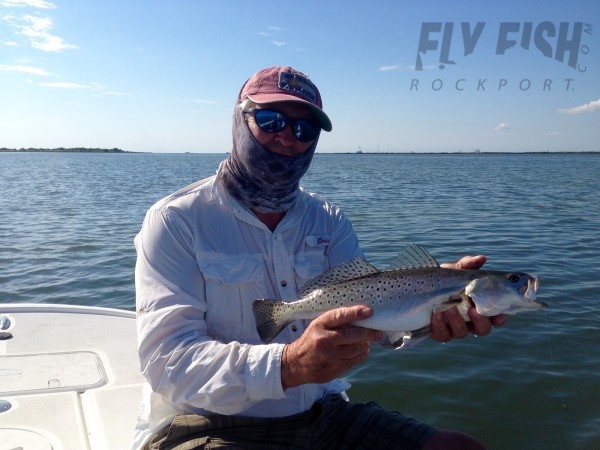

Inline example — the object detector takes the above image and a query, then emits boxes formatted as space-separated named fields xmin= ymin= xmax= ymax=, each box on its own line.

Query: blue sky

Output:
xmin=1 ymin=0 xmax=598 ymax=153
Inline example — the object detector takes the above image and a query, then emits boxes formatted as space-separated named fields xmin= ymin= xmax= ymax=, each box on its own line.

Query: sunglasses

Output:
xmin=244 ymin=109 xmax=320 ymax=143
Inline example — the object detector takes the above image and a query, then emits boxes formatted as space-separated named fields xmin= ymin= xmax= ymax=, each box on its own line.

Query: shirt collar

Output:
xmin=213 ymin=177 xmax=308 ymax=232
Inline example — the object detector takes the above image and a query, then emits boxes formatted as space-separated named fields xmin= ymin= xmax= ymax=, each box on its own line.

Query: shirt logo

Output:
xmin=317 ymin=236 xmax=330 ymax=245
xmin=306 ymin=235 xmax=331 ymax=247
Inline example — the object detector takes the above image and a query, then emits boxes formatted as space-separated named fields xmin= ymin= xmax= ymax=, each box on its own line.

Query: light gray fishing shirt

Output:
xmin=131 ymin=175 xmax=362 ymax=449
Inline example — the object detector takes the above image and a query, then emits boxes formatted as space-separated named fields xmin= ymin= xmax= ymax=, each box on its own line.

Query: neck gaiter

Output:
xmin=216 ymin=105 xmax=319 ymax=214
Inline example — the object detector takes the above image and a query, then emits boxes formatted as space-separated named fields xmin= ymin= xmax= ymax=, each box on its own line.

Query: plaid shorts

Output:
xmin=144 ymin=394 xmax=437 ymax=450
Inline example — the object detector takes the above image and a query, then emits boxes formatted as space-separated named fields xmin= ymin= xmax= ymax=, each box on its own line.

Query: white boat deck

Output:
xmin=0 ymin=303 xmax=144 ymax=450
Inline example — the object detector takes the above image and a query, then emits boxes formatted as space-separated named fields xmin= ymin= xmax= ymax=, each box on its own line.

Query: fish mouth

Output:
xmin=522 ymin=276 xmax=546 ymax=308
xmin=522 ymin=276 xmax=538 ymax=300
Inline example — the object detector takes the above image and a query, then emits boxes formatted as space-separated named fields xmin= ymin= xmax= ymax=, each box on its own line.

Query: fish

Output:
xmin=252 ymin=244 xmax=544 ymax=349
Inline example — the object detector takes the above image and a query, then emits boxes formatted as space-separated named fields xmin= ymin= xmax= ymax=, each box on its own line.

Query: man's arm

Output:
xmin=135 ymin=207 xmax=287 ymax=415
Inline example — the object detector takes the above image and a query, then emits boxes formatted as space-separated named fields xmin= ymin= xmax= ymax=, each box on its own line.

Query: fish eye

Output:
xmin=508 ymin=274 xmax=521 ymax=283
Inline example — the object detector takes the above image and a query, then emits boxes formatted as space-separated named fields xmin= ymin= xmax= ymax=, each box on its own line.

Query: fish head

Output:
xmin=465 ymin=272 xmax=545 ymax=316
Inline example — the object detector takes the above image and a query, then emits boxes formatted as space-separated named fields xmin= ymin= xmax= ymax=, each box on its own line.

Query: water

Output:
xmin=1 ymin=152 xmax=598 ymax=449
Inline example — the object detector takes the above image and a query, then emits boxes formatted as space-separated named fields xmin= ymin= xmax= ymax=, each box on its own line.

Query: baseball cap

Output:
xmin=240 ymin=66 xmax=332 ymax=132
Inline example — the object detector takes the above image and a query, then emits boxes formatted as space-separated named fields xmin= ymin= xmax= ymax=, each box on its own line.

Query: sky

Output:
xmin=1 ymin=0 xmax=599 ymax=153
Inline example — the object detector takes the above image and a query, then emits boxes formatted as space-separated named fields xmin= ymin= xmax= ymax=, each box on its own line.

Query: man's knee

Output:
xmin=423 ymin=429 xmax=486 ymax=450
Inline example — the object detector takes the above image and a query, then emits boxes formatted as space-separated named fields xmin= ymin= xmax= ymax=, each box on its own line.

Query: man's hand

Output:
xmin=281 ymin=305 xmax=382 ymax=389
xmin=432 ymin=255 xmax=506 ymax=342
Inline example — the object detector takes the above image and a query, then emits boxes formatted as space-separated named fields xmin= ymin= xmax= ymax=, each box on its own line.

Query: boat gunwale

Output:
xmin=0 ymin=303 xmax=136 ymax=319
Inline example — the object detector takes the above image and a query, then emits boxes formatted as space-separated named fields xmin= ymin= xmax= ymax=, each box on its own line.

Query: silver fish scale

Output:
xmin=296 ymin=268 xmax=453 ymax=314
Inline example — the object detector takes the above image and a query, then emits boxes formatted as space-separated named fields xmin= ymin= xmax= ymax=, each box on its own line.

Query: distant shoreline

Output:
xmin=0 ymin=147 xmax=133 ymax=153
xmin=331 ymin=150 xmax=599 ymax=155
xmin=1 ymin=148 xmax=597 ymax=155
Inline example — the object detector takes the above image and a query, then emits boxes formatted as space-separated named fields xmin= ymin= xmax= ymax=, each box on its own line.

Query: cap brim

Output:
xmin=247 ymin=93 xmax=332 ymax=132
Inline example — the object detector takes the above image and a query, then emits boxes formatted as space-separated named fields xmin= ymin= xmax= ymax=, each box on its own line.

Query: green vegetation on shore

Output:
xmin=0 ymin=147 xmax=130 ymax=153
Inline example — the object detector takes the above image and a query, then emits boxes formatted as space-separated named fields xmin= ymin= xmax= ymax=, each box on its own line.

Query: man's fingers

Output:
xmin=335 ymin=324 xmax=383 ymax=345
xmin=490 ymin=314 xmax=507 ymax=327
xmin=441 ymin=255 xmax=487 ymax=270
xmin=318 ymin=305 xmax=373 ymax=328
xmin=468 ymin=308 xmax=493 ymax=336
xmin=444 ymin=307 xmax=469 ymax=338
xmin=334 ymin=339 xmax=371 ymax=361
xmin=431 ymin=311 xmax=452 ymax=342
xmin=431 ymin=307 xmax=469 ymax=342
xmin=432 ymin=306 xmax=505 ymax=344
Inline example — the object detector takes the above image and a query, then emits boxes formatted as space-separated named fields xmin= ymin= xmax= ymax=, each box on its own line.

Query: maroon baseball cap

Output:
xmin=240 ymin=66 xmax=332 ymax=132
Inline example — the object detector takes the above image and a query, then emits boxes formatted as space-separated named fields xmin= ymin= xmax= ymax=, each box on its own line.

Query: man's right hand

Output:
xmin=281 ymin=305 xmax=383 ymax=389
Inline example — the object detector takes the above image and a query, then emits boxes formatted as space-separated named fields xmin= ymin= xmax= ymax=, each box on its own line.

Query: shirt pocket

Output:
xmin=197 ymin=254 xmax=265 ymax=343
xmin=293 ymin=241 xmax=330 ymax=290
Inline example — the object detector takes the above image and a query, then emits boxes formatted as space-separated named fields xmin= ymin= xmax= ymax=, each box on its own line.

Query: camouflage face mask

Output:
xmin=217 ymin=105 xmax=319 ymax=214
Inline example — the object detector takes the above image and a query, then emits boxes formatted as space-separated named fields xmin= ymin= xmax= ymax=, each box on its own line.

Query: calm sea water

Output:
xmin=1 ymin=152 xmax=598 ymax=449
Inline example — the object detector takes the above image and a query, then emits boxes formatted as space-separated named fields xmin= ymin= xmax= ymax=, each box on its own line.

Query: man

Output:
xmin=133 ymin=66 xmax=504 ymax=449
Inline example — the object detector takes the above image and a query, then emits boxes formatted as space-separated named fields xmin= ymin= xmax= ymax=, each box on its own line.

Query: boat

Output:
xmin=0 ymin=303 xmax=144 ymax=450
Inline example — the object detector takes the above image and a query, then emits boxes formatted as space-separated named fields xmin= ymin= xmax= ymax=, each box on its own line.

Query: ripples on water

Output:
xmin=1 ymin=152 xmax=598 ymax=449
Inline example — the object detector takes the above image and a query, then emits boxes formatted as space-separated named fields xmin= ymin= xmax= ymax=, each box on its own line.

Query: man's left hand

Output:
xmin=431 ymin=255 xmax=506 ymax=343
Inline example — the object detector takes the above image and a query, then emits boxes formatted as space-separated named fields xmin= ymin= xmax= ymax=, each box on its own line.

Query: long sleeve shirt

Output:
xmin=131 ymin=175 xmax=363 ymax=449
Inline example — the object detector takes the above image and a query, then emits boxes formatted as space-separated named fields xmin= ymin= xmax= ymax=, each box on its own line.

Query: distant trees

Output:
xmin=0 ymin=147 xmax=128 ymax=153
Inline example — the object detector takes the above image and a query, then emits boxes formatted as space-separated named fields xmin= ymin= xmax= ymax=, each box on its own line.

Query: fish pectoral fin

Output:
xmin=432 ymin=294 xmax=466 ymax=314
xmin=396 ymin=325 xmax=431 ymax=349
xmin=379 ymin=326 xmax=432 ymax=350
xmin=379 ymin=331 xmax=408 ymax=349
xmin=409 ymin=325 xmax=432 ymax=340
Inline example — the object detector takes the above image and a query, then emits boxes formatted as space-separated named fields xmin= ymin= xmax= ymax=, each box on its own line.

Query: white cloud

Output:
xmin=379 ymin=65 xmax=399 ymax=71
xmin=39 ymin=81 xmax=132 ymax=96
xmin=0 ymin=64 xmax=48 ymax=75
xmin=1 ymin=0 xmax=56 ymax=8
xmin=39 ymin=81 xmax=88 ymax=89
xmin=16 ymin=14 xmax=77 ymax=52
xmin=2 ymin=12 xmax=16 ymax=23
xmin=494 ymin=122 xmax=510 ymax=132
xmin=193 ymin=99 xmax=217 ymax=105
xmin=3 ymin=12 xmax=76 ymax=52
xmin=2 ymin=40 xmax=18 ymax=46
xmin=259 ymin=26 xmax=284 ymax=37
xmin=558 ymin=98 xmax=600 ymax=115
xmin=272 ymin=40 xmax=286 ymax=47
xmin=102 ymin=91 xmax=133 ymax=96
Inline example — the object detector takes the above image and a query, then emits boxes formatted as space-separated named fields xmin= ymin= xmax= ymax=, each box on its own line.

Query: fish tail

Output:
xmin=252 ymin=299 xmax=291 ymax=344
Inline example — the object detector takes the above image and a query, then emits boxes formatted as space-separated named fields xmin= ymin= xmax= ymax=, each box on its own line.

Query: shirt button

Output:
xmin=280 ymin=280 xmax=288 ymax=287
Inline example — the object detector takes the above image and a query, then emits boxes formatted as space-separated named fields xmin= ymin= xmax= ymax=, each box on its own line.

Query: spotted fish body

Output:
xmin=252 ymin=244 xmax=544 ymax=349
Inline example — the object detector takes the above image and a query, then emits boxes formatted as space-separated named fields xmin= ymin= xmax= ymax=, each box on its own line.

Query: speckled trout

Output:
xmin=252 ymin=244 xmax=544 ymax=349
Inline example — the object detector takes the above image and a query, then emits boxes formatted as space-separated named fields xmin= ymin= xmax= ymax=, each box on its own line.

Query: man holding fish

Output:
xmin=133 ymin=66 xmax=541 ymax=450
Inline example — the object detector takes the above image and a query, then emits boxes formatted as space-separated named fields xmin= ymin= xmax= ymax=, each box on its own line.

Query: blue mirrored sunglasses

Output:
xmin=244 ymin=109 xmax=320 ymax=143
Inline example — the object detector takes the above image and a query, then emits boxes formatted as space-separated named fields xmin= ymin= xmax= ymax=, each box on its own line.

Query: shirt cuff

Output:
xmin=245 ymin=343 xmax=286 ymax=400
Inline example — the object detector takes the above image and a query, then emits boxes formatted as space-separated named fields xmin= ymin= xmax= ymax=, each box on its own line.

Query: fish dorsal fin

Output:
xmin=387 ymin=244 xmax=440 ymax=270
xmin=298 ymin=257 xmax=380 ymax=296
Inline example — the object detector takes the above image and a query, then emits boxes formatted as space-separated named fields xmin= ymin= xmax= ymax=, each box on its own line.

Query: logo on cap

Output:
xmin=279 ymin=71 xmax=317 ymax=104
